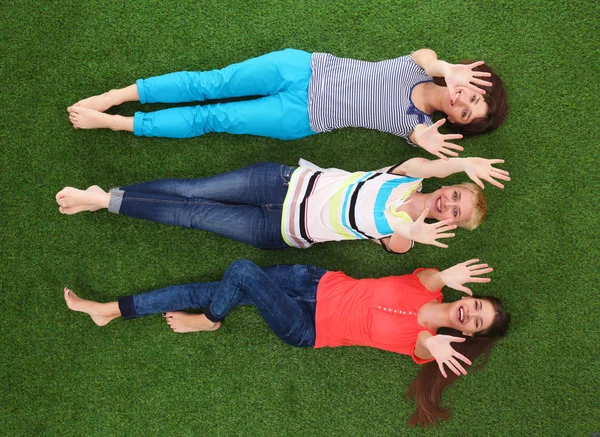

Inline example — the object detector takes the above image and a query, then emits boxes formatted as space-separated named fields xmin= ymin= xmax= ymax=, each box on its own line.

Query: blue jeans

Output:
xmin=108 ymin=162 xmax=294 ymax=249
xmin=133 ymin=49 xmax=317 ymax=140
xmin=118 ymin=260 xmax=328 ymax=348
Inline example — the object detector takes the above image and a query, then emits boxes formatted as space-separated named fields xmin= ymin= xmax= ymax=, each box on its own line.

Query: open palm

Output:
xmin=425 ymin=334 xmax=472 ymax=378
xmin=439 ymin=259 xmax=493 ymax=295
xmin=464 ymin=158 xmax=511 ymax=189
xmin=414 ymin=119 xmax=463 ymax=160
xmin=409 ymin=209 xmax=457 ymax=248
xmin=445 ymin=61 xmax=493 ymax=95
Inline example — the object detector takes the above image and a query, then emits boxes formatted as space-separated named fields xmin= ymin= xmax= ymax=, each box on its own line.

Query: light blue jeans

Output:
xmin=133 ymin=49 xmax=316 ymax=140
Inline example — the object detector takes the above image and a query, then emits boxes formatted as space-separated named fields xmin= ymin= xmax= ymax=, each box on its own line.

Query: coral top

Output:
xmin=314 ymin=268 xmax=442 ymax=364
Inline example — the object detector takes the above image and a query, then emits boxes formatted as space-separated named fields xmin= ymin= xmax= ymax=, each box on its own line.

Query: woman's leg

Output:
xmin=119 ymin=162 xmax=293 ymax=205
xmin=67 ymin=49 xmax=315 ymax=139
xmin=65 ymin=90 xmax=314 ymax=139
xmin=55 ymin=187 xmax=287 ymax=249
xmin=132 ymin=91 xmax=314 ymax=140
xmin=70 ymin=84 xmax=140 ymax=113
xmin=56 ymin=162 xmax=291 ymax=208
xmin=63 ymin=282 xmax=227 ymax=330
xmin=115 ymin=193 xmax=286 ymax=249
xmin=136 ymin=49 xmax=312 ymax=104
xmin=68 ymin=49 xmax=310 ymax=112
xmin=197 ymin=260 xmax=321 ymax=347
xmin=63 ymin=287 xmax=122 ymax=326
xmin=64 ymin=260 xmax=325 ymax=345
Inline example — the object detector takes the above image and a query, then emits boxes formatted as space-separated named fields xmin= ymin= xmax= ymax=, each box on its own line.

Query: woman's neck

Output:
xmin=418 ymin=300 xmax=452 ymax=331
xmin=411 ymin=82 xmax=447 ymax=114
xmin=397 ymin=192 xmax=432 ymax=220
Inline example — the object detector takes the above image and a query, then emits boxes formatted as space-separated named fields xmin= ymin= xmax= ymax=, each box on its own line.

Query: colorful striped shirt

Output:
xmin=281 ymin=166 xmax=422 ymax=249
xmin=307 ymin=53 xmax=434 ymax=143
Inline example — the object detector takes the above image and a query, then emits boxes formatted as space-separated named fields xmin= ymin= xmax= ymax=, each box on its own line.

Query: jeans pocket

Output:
xmin=305 ymin=264 xmax=327 ymax=280
xmin=279 ymin=165 xmax=297 ymax=186
xmin=265 ymin=203 xmax=283 ymax=212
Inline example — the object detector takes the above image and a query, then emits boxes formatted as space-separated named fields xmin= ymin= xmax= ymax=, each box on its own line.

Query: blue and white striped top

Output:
xmin=307 ymin=53 xmax=434 ymax=142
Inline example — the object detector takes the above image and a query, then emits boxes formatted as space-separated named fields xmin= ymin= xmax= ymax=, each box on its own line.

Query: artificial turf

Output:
xmin=1 ymin=0 xmax=599 ymax=435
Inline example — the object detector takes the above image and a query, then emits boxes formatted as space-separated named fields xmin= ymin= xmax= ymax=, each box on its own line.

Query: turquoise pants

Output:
xmin=133 ymin=49 xmax=316 ymax=140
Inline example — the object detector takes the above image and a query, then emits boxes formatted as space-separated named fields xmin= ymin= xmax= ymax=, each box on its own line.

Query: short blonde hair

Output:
xmin=456 ymin=182 xmax=487 ymax=230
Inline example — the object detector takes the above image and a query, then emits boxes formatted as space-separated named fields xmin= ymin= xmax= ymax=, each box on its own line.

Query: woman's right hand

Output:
xmin=413 ymin=119 xmax=464 ymax=160
xmin=425 ymin=334 xmax=472 ymax=378
xmin=408 ymin=209 xmax=457 ymax=248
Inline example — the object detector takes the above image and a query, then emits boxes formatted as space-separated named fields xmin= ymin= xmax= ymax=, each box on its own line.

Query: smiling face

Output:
xmin=448 ymin=297 xmax=496 ymax=336
xmin=443 ymin=86 xmax=489 ymax=125
xmin=427 ymin=186 xmax=474 ymax=227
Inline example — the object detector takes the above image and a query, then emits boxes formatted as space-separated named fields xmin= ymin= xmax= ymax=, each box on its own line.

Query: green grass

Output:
xmin=1 ymin=1 xmax=599 ymax=435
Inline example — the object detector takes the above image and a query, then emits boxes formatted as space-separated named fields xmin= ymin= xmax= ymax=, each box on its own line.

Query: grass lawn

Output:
xmin=1 ymin=1 xmax=599 ymax=435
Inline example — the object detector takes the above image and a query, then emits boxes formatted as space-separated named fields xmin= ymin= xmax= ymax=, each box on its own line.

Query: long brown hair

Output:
xmin=433 ymin=61 xmax=508 ymax=136
xmin=405 ymin=295 xmax=510 ymax=427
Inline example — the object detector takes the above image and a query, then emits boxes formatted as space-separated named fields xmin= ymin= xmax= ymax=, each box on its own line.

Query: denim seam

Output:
xmin=264 ymin=203 xmax=283 ymax=211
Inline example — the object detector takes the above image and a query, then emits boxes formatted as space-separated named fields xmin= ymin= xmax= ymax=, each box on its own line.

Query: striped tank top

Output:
xmin=307 ymin=53 xmax=434 ymax=143
xmin=281 ymin=166 xmax=422 ymax=249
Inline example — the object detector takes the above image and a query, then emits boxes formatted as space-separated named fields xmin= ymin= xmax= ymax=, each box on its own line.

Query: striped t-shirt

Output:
xmin=281 ymin=166 xmax=423 ymax=249
xmin=307 ymin=53 xmax=434 ymax=142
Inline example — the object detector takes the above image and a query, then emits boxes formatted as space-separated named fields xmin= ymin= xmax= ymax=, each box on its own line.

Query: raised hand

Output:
xmin=409 ymin=209 xmax=457 ymax=248
xmin=414 ymin=119 xmax=464 ymax=160
xmin=425 ymin=334 xmax=472 ymax=378
xmin=439 ymin=259 xmax=493 ymax=295
xmin=444 ymin=61 xmax=493 ymax=96
xmin=463 ymin=158 xmax=511 ymax=189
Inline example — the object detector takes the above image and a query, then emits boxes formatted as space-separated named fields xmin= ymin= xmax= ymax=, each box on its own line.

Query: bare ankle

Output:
xmin=108 ymin=115 xmax=134 ymax=132
xmin=106 ymin=89 xmax=125 ymax=107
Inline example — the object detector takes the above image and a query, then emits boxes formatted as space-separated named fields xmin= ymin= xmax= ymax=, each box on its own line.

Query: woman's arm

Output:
xmin=378 ymin=234 xmax=412 ymax=254
xmin=391 ymin=156 xmax=510 ymax=189
xmin=411 ymin=49 xmax=450 ymax=78
xmin=411 ymin=49 xmax=493 ymax=95
xmin=414 ymin=331 xmax=435 ymax=361
xmin=416 ymin=259 xmax=494 ymax=294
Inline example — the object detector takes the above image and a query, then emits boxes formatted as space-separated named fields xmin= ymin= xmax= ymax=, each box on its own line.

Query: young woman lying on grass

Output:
xmin=67 ymin=49 xmax=507 ymax=159
xmin=64 ymin=258 xmax=510 ymax=427
xmin=56 ymin=156 xmax=509 ymax=253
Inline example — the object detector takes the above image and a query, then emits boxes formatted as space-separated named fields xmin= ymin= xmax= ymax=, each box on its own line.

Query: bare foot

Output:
xmin=67 ymin=105 xmax=115 ymax=129
xmin=72 ymin=92 xmax=117 ymax=112
xmin=63 ymin=287 xmax=120 ymax=326
xmin=59 ymin=204 xmax=102 ymax=215
xmin=164 ymin=312 xmax=221 ymax=333
xmin=56 ymin=185 xmax=109 ymax=214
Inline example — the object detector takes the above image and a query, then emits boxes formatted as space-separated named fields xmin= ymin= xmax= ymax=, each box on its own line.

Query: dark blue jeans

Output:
xmin=118 ymin=260 xmax=327 ymax=348
xmin=108 ymin=163 xmax=294 ymax=249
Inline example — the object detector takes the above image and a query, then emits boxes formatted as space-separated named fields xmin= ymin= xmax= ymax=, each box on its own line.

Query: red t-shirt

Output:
xmin=314 ymin=268 xmax=443 ymax=364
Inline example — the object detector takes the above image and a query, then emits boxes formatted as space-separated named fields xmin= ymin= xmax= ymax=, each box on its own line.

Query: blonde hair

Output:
xmin=455 ymin=182 xmax=487 ymax=230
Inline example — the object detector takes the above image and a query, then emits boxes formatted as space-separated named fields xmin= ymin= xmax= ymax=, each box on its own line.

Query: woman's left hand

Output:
xmin=425 ymin=334 xmax=472 ymax=378
xmin=439 ymin=259 xmax=493 ymax=295
xmin=463 ymin=158 xmax=511 ymax=189
xmin=444 ymin=61 xmax=493 ymax=96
